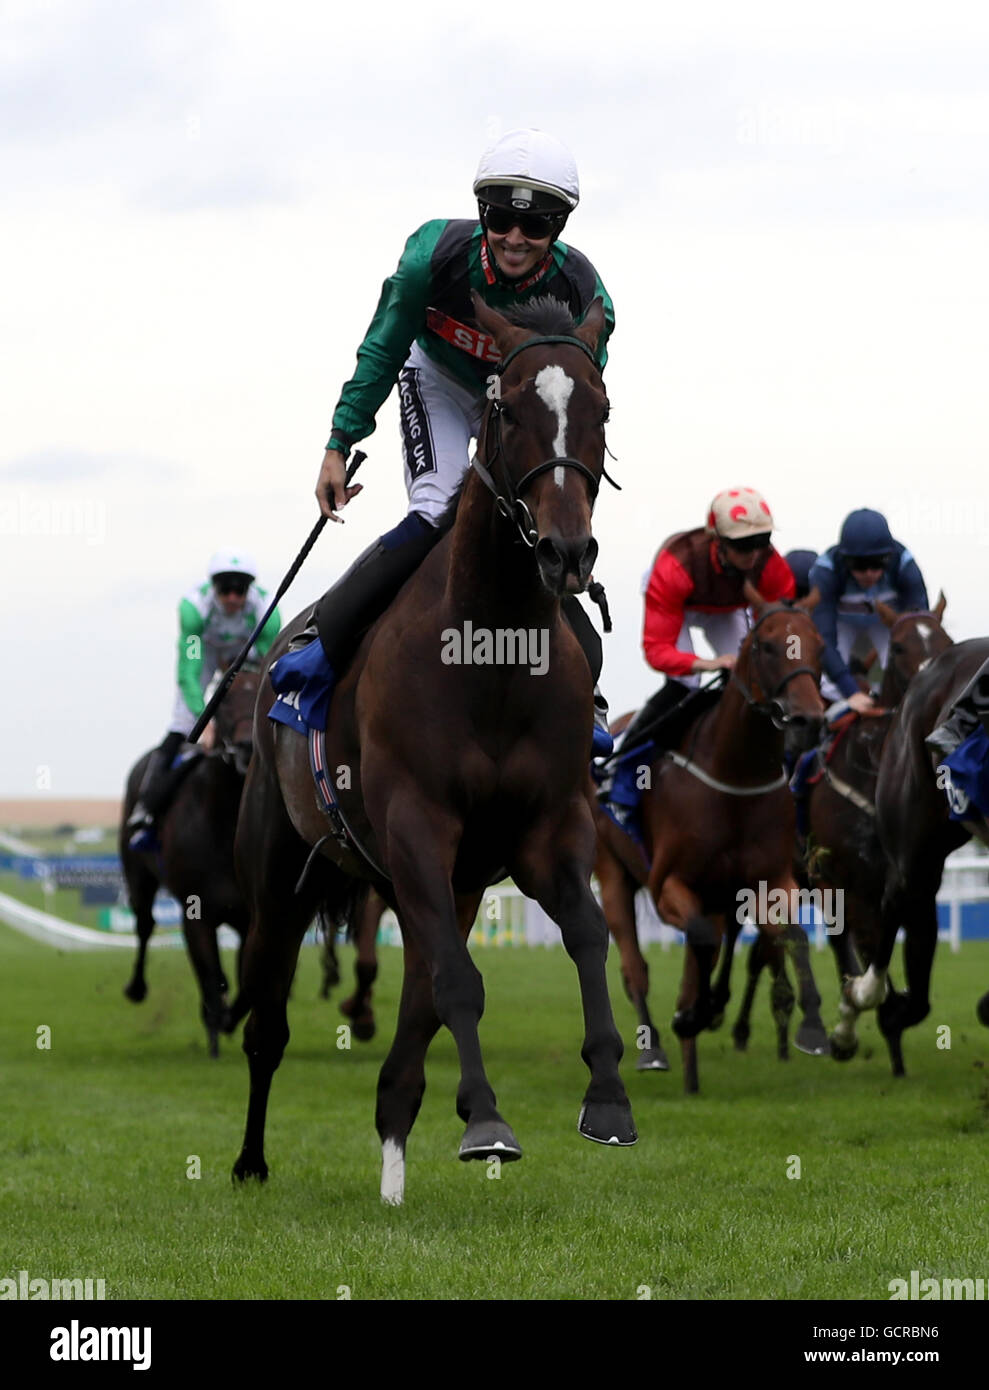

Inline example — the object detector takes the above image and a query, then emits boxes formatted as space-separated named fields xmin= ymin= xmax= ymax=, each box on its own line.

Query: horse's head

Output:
xmin=471 ymin=291 xmax=610 ymax=597
xmin=737 ymin=585 xmax=826 ymax=752
xmin=875 ymin=592 xmax=952 ymax=705
xmin=214 ymin=667 xmax=259 ymax=774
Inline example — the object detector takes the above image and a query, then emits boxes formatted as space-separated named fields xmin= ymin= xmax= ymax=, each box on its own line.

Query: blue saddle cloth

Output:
xmin=593 ymin=739 xmax=655 ymax=849
xmin=938 ymin=726 xmax=989 ymax=822
xmin=267 ymin=641 xmax=336 ymax=735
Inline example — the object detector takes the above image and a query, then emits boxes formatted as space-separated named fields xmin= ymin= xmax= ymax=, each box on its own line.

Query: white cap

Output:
xmin=473 ymin=128 xmax=580 ymax=210
xmin=208 ymin=548 xmax=258 ymax=580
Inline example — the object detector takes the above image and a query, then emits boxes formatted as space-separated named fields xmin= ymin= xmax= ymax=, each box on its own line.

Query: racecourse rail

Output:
xmin=1 ymin=853 xmax=987 ymax=952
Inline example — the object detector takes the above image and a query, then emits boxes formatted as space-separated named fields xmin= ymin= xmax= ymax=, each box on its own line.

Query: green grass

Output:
xmin=1 ymin=921 xmax=986 ymax=1301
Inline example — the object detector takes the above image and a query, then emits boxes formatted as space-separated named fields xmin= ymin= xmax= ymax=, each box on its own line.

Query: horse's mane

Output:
xmin=503 ymin=296 xmax=578 ymax=336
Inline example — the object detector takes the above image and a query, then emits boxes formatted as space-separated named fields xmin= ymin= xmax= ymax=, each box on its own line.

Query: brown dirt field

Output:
xmin=0 ymin=798 xmax=121 ymax=829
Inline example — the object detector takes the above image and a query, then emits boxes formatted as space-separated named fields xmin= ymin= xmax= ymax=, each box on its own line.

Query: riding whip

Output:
xmin=187 ymin=450 xmax=366 ymax=744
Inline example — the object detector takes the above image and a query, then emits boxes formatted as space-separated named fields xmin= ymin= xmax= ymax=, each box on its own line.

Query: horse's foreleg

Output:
xmin=382 ymin=800 xmax=519 ymax=1169
xmin=656 ymin=875 xmax=717 ymax=1095
xmin=758 ymin=876 xmax=830 ymax=1057
xmin=341 ymin=887 xmax=382 ymax=1042
xmin=732 ymin=935 xmax=766 ymax=1053
xmin=122 ymin=859 xmax=158 ymax=1004
xmin=877 ymin=880 xmax=938 ymax=1078
xmin=514 ymin=814 xmax=636 ymax=1145
xmin=828 ymin=896 xmax=865 ymax=1062
xmin=596 ymin=844 xmax=668 ymax=1072
xmin=766 ymin=939 xmax=795 ymax=1061
xmin=181 ymin=915 xmax=228 ymax=1059
xmin=710 ymin=916 xmax=742 ymax=1030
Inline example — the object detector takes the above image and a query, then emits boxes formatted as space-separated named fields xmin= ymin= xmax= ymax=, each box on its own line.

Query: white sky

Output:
xmin=3 ymin=0 xmax=989 ymax=795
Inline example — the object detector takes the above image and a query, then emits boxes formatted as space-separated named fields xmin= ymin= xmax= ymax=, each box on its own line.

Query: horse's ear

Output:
xmin=874 ymin=598 xmax=897 ymax=628
xmin=471 ymin=291 xmax=528 ymax=359
xmin=574 ymin=297 xmax=606 ymax=357
xmin=933 ymin=590 xmax=947 ymax=623
xmin=744 ymin=578 xmax=764 ymax=614
xmin=797 ymin=585 xmax=821 ymax=613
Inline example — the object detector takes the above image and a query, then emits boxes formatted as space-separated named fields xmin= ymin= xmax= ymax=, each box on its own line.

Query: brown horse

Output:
xmin=732 ymin=597 xmax=951 ymax=1060
xmin=230 ymin=295 xmax=636 ymax=1203
xmin=595 ymin=592 xmax=827 ymax=1093
xmin=119 ymin=669 xmax=259 ymax=1056
xmin=842 ymin=636 xmax=989 ymax=1073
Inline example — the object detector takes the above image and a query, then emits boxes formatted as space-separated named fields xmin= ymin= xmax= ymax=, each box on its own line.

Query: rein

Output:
xmin=663 ymin=750 xmax=787 ymax=797
xmin=472 ymin=333 xmax=620 ymax=548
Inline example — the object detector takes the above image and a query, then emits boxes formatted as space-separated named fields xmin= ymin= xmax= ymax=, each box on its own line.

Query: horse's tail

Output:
xmin=315 ymin=872 xmax=370 ymax=946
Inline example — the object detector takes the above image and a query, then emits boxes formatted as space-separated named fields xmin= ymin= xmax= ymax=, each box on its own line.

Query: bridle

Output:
xmin=471 ymin=334 xmax=619 ymax=548
xmin=730 ymin=604 xmax=820 ymax=729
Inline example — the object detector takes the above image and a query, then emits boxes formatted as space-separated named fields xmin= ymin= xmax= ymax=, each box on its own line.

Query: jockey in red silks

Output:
xmin=613 ymin=487 xmax=796 ymax=760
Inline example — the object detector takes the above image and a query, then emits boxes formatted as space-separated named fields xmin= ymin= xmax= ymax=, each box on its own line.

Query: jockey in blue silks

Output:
xmin=809 ymin=509 xmax=928 ymax=714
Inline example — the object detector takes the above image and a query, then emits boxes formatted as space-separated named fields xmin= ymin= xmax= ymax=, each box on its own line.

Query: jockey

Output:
xmin=271 ymin=128 xmax=615 ymax=752
xmin=610 ymin=488 xmax=796 ymax=761
xmin=127 ymin=549 xmax=281 ymax=848
xmin=784 ymin=549 xmax=818 ymax=602
xmin=927 ymin=656 xmax=989 ymax=757
xmin=808 ymin=510 xmax=928 ymax=714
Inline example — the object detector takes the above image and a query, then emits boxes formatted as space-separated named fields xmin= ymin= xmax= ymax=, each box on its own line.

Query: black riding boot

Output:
xmin=313 ymin=512 xmax=448 ymax=669
xmin=127 ymin=731 xmax=185 ymax=846
xmin=926 ymin=657 xmax=989 ymax=757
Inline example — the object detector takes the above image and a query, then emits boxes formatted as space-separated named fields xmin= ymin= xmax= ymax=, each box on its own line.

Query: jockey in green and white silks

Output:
xmin=127 ymin=549 xmax=281 ymax=847
xmin=172 ymin=563 xmax=281 ymax=737
xmin=271 ymin=128 xmax=616 ymax=753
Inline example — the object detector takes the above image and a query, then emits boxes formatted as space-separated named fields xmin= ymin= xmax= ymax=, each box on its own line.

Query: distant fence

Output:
xmin=1 ymin=851 xmax=987 ymax=952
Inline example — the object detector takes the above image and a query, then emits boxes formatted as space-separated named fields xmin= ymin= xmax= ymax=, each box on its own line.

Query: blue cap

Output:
xmin=838 ymin=509 xmax=894 ymax=557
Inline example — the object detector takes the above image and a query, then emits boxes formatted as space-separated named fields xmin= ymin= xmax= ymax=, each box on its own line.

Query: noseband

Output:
xmin=471 ymin=334 xmax=619 ymax=548
xmin=731 ymin=605 xmax=819 ymax=728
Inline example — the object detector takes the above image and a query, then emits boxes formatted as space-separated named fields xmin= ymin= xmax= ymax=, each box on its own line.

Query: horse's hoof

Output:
xmin=123 ymin=981 xmax=147 ymax=1004
xmin=777 ymin=1044 xmax=790 ymax=1062
xmin=232 ymin=1154 xmax=268 ymax=1183
xmin=207 ymin=1033 xmax=220 ymax=1060
xmin=672 ymin=1007 xmax=709 ymax=1040
xmin=578 ymin=1100 xmax=637 ymax=1147
xmin=732 ymin=1025 xmax=750 ymax=1052
xmin=977 ymin=993 xmax=989 ymax=1028
xmin=795 ymin=1022 xmax=831 ymax=1057
xmin=352 ymin=1017 xmax=376 ymax=1042
xmin=830 ymin=1034 xmax=859 ymax=1062
xmin=458 ymin=1120 xmax=522 ymax=1162
xmin=635 ymin=1046 xmax=670 ymax=1072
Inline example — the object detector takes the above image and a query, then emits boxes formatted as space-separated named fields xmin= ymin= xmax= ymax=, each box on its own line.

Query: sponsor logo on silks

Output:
xmin=49 ymin=1319 xmax=151 ymax=1371
xmin=938 ymin=764 xmax=971 ymax=817
xmin=426 ymin=308 xmax=501 ymax=364
xmin=397 ymin=369 xmax=436 ymax=479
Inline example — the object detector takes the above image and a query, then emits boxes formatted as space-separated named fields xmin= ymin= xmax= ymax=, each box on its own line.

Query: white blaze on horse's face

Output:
xmin=534 ymin=365 xmax=574 ymax=487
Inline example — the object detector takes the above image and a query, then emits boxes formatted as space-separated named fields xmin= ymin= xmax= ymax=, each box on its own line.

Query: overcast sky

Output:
xmin=3 ymin=0 xmax=989 ymax=795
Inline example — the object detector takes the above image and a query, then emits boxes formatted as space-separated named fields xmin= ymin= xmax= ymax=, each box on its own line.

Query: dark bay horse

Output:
xmin=119 ymin=669 xmax=259 ymax=1056
xmin=730 ymin=597 xmax=951 ymax=1059
xmin=595 ymin=593 xmax=827 ymax=1093
xmin=803 ymin=599 xmax=952 ymax=1063
xmin=842 ymin=635 xmax=989 ymax=1073
xmin=231 ymin=294 xmax=636 ymax=1203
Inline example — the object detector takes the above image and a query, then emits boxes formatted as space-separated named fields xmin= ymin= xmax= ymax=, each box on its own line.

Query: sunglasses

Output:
xmin=480 ymin=202 xmax=565 ymax=241
xmin=214 ymin=577 xmax=250 ymax=596
xmin=723 ymin=533 xmax=771 ymax=554
xmin=848 ymin=555 xmax=889 ymax=572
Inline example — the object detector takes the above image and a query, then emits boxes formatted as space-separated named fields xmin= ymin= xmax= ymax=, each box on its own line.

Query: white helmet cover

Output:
xmin=473 ymin=128 xmax=580 ymax=210
xmin=706 ymin=488 xmax=775 ymax=541
xmin=208 ymin=548 xmax=258 ymax=580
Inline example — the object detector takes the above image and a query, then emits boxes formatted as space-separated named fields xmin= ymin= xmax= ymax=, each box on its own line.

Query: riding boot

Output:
xmin=315 ymin=511 xmax=447 ymax=670
xmin=925 ymin=657 xmax=989 ymax=757
xmin=127 ymin=731 xmax=185 ymax=848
